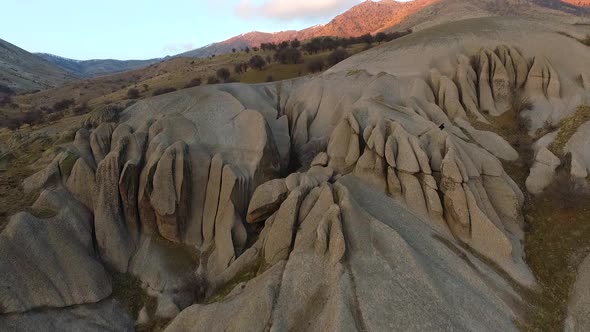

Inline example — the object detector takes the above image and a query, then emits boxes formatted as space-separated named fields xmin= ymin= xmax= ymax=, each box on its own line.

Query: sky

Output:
xmin=0 ymin=0 xmax=376 ymax=60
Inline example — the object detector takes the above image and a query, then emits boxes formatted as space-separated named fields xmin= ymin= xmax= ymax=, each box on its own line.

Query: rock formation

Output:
xmin=3 ymin=17 xmax=590 ymax=331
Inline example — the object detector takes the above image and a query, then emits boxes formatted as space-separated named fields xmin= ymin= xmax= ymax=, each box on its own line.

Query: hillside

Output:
xmin=181 ymin=0 xmax=590 ymax=58
xmin=8 ymin=42 xmax=369 ymax=116
xmin=0 ymin=38 xmax=76 ymax=92
xmin=36 ymin=53 xmax=163 ymax=78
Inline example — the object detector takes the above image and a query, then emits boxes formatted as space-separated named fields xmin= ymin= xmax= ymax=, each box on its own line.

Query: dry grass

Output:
xmin=0 ymin=132 xmax=54 ymax=231
xmin=109 ymin=269 xmax=149 ymax=320
xmin=206 ymin=256 xmax=263 ymax=304
xmin=522 ymin=174 xmax=590 ymax=331
xmin=547 ymin=105 xmax=590 ymax=157
xmin=469 ymin=98 xmax=590 ymax=331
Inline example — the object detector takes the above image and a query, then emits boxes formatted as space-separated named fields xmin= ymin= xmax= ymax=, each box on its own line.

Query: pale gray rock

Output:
xmin=95 ymin=149 xmax=133 ymax=272
xmin=526 ymin=147 xmax=561 ymax=194
xmin=90 ymin=123 xmax=115 ymax=165
xmin=246 ymin=178 xmax=288 ymax=223
xmin=164 ymin=262 xmax=286 ymax=332
xmin=0 ymin=188 xmax=110 ymax=313
xmin=311 ymin=152 xmax=329 ymax=167
xmin=66 ymin=158 xmax=96 ymax=210
xmin=264 ymin=190 xmax=303 ymax=265
xmin=0 ymin=299 xmax=133 ymax=332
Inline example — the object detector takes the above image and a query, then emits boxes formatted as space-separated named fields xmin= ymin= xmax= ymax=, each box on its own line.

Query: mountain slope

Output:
xmin=0 ymin=38 xmax=76 ymax=92
xmin=383 ymin=0 xmax=590 ymax=33
xmin=182 ymin=0 xmax=590 ymax=58
xmin=36 ymin=53 xmax=163 ymax=78
xmin=181 ymin=0 xmax=407 ymax=58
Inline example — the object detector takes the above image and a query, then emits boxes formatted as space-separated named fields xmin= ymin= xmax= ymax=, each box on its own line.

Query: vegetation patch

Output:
xmin=346 ymin=69 xmax=364 ymax=77
xmin=547 ymin=105 xmax=590 ymax=157
xmin=109 ymin=269 xmax=148 ymax=320
xmin=59 ymin=153 xmax=78 ymax=177
xmin=206 ymin=257 xmax=263 ymax=304
xmin=26 ymin=207 xmax=58 ymax=219
xmin=0 ymin=133 xmax=54 ymax=231
xmin=468 ymin=96 xmax=590 ymax=331
xmin=522 ymin=174 xmax=590 ymax=331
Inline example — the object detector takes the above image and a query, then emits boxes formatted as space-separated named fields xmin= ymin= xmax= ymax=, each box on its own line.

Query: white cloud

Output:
xmin=235 ymin=0 xmax=362 ymax=20
xmin=162 ymin=42 xmax=195 ymax=53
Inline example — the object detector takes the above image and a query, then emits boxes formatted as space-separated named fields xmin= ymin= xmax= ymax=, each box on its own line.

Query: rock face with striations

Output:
xmin=4 ymin=17 xmax=590 ymax=331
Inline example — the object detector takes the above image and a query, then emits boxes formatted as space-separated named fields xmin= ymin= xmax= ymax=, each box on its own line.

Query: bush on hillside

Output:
xmin=152 ymin=87 xmax=177 ymax=96
xmin=328 ymin=48 xmax=350 ymax=66
xmin=248 ymin=55 xmax=267 ymax=70
xmin=216 ymin=68 xmax=231 ymax=82
xmin=185 ymin=78 xmax=202 ymax=88
xmin=73 ymin=102 xmax=90 ymax=115
xmin=53 ymin=99 xmax=75 ymax=112
xmin=127 ymin=88 xmax=140 ymax=99
xmin=307 ymin=59 xmax=325 ymax=73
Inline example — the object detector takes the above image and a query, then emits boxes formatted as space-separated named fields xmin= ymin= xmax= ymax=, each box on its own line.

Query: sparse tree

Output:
xmin=274 ymin=47 xmax=302 ymax=64
xmin=328 ymin=48 xmax=350 ymax=66
xmin=307 ymin=59 xmax=325 ymax=73
xmin=252 ymin=46 xmax=259 ymax=52
xmin=290 ymin=39 xmax=301 ymax=49
xmin=248 ymin=55 xmax=267 ymax=70
xmin=279 ymin=41 xmax=290 ymax=49
xmin=244 ymin=46 xmax=250 ymax=54
xmin=216 ymin=67 xmax=231 ymax=82
xmin=232 ymin=48 xmax=236 ymax=53
xmin=361 ymin=33 xmax=374 ymax=45
xmin=376 ymin=32 xmax=387 ymax=44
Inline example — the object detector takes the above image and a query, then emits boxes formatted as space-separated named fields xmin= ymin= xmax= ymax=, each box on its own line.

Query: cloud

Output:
xmin=235 ymin=0 xmax=361 ymax=20
xmin=162 ymin=42 xmax=195 ymax=53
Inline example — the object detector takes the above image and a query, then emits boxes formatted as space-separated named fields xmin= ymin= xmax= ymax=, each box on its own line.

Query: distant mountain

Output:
xmin=181 ymin=0 xmax=590 ymax=58
xmin=180 ymin=0 xmax=405 ymax=58
xmin=36 ymin=53 xmax=163 ymax=78
xmin=562 ymin=0 xmax=590 ymax=6
xmin=0 ymin=38 xmax=76 ymax=93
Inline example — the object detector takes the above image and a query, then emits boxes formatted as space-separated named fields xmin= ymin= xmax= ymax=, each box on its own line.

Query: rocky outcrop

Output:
xmin=323 ymin=107 xmax=532 ymax=285
xmin=526 ymin=147 xmax=561 ymax=194
xmin=13 ymin=33 xmax=590 ymax=329
xmin=165 ymin=175 xmax=522 ymax=331
xmin=0 ymin=188 xmax=110 ymax=313
xmin=0 ymin=299 xmax=133 ymax=332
